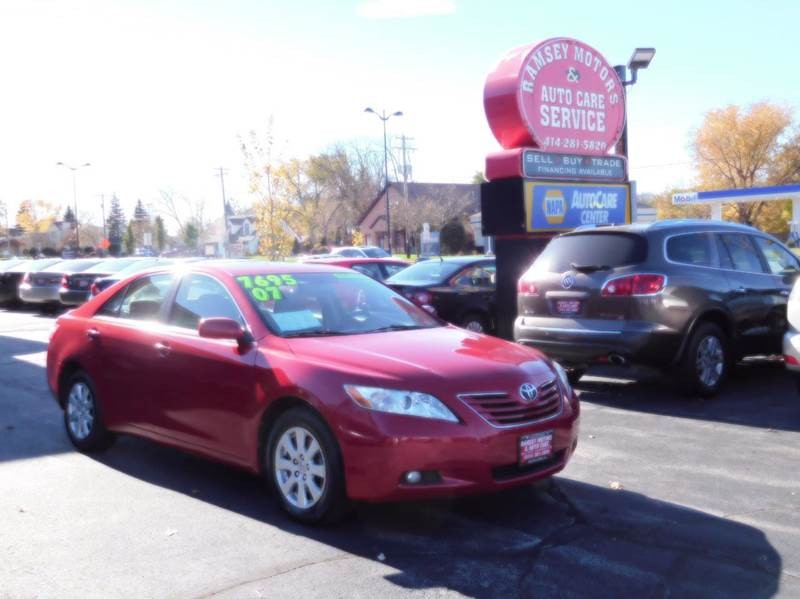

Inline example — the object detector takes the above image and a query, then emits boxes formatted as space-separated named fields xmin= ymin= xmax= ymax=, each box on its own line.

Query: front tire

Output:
xmin=63 ymin=372 xmax=116 ymax=453
xmin=461 ymin=313 xmax=489 ymax=334
xmin=266 ymin=407 xmax=347 ymax=525
xmin=677 ymin=323 xmax=728 ymax=397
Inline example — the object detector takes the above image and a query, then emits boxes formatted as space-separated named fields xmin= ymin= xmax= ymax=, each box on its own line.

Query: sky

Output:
xmin=1 ymin=0 xmax=799 ymax=233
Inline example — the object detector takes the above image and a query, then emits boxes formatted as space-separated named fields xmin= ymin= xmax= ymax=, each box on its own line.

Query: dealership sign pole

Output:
xmin=480 ymin=37 xmax=632 ymax=338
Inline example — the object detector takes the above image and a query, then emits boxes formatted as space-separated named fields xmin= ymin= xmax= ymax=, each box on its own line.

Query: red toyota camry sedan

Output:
xmin=46 ymin=261 xmax=579 ymax=523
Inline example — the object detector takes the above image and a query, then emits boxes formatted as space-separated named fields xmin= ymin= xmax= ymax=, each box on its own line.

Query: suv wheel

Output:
xmin=678 ymin=323 xmax=728 ymax=397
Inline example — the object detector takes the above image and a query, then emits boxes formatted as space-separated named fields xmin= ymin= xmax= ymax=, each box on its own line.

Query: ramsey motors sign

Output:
xmin=484 ymin=38 xmax=626 ymax=155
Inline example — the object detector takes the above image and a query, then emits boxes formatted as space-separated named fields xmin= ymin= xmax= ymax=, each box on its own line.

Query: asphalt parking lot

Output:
xmin=1 ymin=307 xmax=798 ymax=599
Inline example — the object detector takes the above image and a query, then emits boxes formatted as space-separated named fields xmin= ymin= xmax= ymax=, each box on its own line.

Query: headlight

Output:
xmin=344 ymin=385 xmax=459 ymax=423
xmin=552 ymin=361 xmax=573 ymax=396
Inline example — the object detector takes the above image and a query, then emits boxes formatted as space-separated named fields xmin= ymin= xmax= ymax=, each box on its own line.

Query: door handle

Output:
xmin=86 ymin=328 xmax=100 ymax=340
xmin=154 ymin=341 xmax=171 ymax=357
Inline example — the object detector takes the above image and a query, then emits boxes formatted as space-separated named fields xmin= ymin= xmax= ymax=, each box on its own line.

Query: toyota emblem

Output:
xmin=561 ymin=272 xmax=576 ymax=289
xmin=519 ymin=383 xmax=538 ymax=402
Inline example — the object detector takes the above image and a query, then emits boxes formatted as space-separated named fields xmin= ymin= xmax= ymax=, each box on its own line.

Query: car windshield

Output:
xmin=362 ymin=247 xmax=390 ymax=258
xmin=532 ymin=233 xmax=647 ymax=273
xmin=42 ymin=259 xmax=101 ymax=273
xmin=83 ymin=258 xmax=143 ymax=274
xmin=113 ymin=258 xmax=169 ymax=277
xmin=236 ymin=271 xmax=440 ymax=337
xmin=16 ymin=259 xmax=63 ymax=273
xmin=386 ymin=259 xmax=465 ymax=284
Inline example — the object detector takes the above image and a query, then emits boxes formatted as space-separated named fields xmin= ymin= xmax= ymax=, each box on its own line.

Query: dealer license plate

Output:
xmin=519 ymin=431 xmax=554 ymax=466
xmin=555 ymin=300 xmax=581 ymax=314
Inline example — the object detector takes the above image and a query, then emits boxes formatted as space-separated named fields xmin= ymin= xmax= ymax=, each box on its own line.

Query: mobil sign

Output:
xmin=484 ymin=37 xmax=626 ymax=155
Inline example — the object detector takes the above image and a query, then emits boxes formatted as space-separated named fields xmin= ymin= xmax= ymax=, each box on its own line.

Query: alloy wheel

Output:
xmin=274 ymin=426 xmax=327 ymax=510
xmin=696 ymin=335 xmax=724 ymax=388
xmin=67 ymin=382 xmax=95 ymax=440
xmin=464 ymin=320 xmax=485 ymax=333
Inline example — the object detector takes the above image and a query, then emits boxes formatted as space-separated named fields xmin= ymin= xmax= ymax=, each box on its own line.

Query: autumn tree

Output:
xmin=16 ymin=199 xmax=61 ymax=250
xmin=241 ymin=123 xmax=295 ymax=260
xmin=154 ymin=215 xmax=167 ymax=252
xmin=157 ymin=189 xmax=207 ymax=241
xmin=691 ymin=102 xmax=800 ymax=233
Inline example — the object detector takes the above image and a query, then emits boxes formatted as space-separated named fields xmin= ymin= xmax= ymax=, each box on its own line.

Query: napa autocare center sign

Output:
xmin=524 ymin=181 xmax=630 ymax=232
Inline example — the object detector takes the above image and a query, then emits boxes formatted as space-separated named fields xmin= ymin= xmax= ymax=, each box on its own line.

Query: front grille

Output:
xmin=492 ymin=450 xmax=565 ymax=481
xmin=458 ymin=378 xmax=562 ymax=428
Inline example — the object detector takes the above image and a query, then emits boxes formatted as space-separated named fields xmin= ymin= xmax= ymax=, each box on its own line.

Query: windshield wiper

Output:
xmin=366 ymin=324 xmax=430 ymax=333
xmin=569 ymin=262 xmax=611 ymax=273
xmin=283 ymin=329 xmax=340 ymax=338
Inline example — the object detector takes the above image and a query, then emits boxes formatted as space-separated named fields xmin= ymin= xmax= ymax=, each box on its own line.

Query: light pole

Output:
xmin=614 ymin=47 xmax=655 ymax=159
xmin=364 ymin=107 xmax=403 ymax=254
xmin=56 ymin=162 xmax=91 ymax=250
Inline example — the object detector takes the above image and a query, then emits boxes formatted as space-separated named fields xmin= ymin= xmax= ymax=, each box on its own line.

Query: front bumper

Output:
xmin=783 ymin=330 xmax=800 ymax=373
xmin=514 ymin=316 xmax=682 ymax=367
xmin=338 ymin=394 xmax=580 ymax=502
xmin=18 ymin=284 xmax=60 ymax=304
xmin=59 ymin=288 xmax=91 ymax=306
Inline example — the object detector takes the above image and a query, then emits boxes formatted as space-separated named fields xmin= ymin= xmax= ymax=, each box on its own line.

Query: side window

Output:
xmin=666 ymin=234 xmax=713 ymax=266
xmin=753 ymin=237 xmax=800 ymax=275
xmin=351 ymin=263 xmax=383 ymax=280
xmin=119 ymin=274 xmax=174 ymax=321
xmin=720 ymin=234 xmax=766 ymax=273
xmin=169 ymin=274 xmax=243 ymax=330
xmin=383 ymin=263 xmax=407 ymax=278
xmin=97 ymin=287 xmax=127 ymax=317
xmin=714 ymin=235 xmax=734 ymax=269
xmin=453 ymin=266 xmax=495 ymax=288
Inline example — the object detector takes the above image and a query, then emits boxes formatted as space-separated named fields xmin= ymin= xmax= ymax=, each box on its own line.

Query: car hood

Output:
xmin=285 ymin=325 xmax=556 ymax=393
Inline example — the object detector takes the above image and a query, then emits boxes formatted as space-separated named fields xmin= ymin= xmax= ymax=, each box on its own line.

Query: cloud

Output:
xmin=356 ymin=0 xmax=456 ymax=19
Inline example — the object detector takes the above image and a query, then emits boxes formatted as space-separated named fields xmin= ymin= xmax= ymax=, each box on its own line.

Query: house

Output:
xmin=357 ymin=182 xmax=480 ymax=251
xmin=226 ymin=214 xmax=260 ymax=256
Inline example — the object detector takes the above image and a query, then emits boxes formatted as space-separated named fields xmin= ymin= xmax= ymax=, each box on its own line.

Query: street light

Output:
xmin=364 ymin=107 xmax=403 ymax=254
xmin=613 ymin=47 xmax=655 ymax=159
xmin=56 ymin=161 xmax=91 ymax=250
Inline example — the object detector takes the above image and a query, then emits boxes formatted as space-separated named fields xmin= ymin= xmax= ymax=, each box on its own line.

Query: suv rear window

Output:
xmin=533 ymin=233 xmax=647 ymax=273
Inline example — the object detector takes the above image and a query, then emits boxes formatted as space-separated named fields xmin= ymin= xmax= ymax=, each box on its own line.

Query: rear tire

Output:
xmin=62 ymin=372 xmax=116 ymax=453
xmin=461 ymin=313 xmax=489 ymax=334
xmin=677 ymin=322 xmax=728 ymax=397
xmin=266 ymin=407 xmax=348 ymax=525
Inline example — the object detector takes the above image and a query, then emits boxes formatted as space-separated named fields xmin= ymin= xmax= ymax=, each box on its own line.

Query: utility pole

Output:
xmin=215 ymin=167 xmax=229 ymax=256
xmin=97 ymin=194 xmax=107 ymax=240
xmin=393 ymin=134 xmax=416 ymax=256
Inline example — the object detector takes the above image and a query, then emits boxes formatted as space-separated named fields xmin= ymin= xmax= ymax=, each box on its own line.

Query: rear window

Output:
xmin=533 ymin=233 xmax=647 ymax=273
xmin=387 ymin=260 xmax=467 ymax=284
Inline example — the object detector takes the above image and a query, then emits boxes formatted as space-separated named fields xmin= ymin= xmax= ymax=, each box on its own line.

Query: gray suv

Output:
xmin=514 ymin=220 xmax=800 ymax=396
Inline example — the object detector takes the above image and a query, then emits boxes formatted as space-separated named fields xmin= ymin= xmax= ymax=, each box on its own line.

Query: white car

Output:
xmin=330 ymin=246 xmax=391 ymax=258
xmin=784 ymin=279 xmax=800 ymax=385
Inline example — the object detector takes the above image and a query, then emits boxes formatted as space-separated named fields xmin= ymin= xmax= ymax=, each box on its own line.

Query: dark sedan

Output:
xmin=19 ymin=259 xmax=101 ymax=306
xmin=1 ymin=259 xmax=63 ymax=305
xmin=60 ymin=258 xmax=144 ymax=306
xmin=386 ymin=256 xmax=496 ymax=333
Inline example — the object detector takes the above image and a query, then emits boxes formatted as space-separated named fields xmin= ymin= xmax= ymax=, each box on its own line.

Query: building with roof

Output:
xmin=357 ymin=182 xmax=480 ymax=251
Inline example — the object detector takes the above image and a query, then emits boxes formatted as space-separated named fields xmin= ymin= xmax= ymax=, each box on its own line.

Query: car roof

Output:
xmin=170 ymin=260 xmax=355 ymax=276
xmin=563 ymin=220 xmax=764 ymax=236
xmin=417 ymin=255 xmax=495 ymax=264
xmin=304 ymin=257 xmax=408 ymax=265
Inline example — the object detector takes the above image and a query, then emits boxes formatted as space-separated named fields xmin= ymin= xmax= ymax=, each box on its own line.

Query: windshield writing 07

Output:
xmin=236 ymin=272 xmax=439 ymax=337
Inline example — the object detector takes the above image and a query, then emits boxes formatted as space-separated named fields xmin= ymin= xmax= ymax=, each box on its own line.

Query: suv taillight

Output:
xmin=90 ymin=282 xmax=99 ymax=296
xmin=517 ymin=277 xmax=539 ymax=296
xmin=601 ymin=274 xmax=665 ymax=297
xmin=60 ymin=275 xmax=68 ymax=289
xmin=22 ymin=272 xmax=30 ymax=284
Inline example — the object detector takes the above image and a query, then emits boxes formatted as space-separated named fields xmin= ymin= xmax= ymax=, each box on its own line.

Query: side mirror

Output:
xmin=198 ymin=317 xmax=252 ymax=346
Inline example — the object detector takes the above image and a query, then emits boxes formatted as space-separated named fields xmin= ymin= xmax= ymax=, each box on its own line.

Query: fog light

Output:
xmin=404 ymin=471 xmax=422 ymax=484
